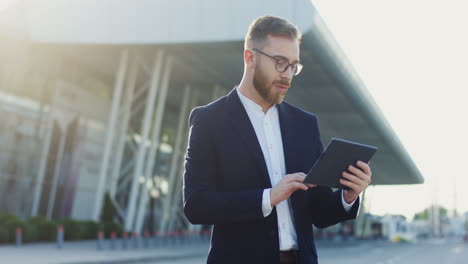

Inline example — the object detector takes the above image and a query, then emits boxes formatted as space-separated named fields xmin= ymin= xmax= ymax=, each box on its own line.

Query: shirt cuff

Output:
xmin=262 ymin=188 xmax=273 ymax=217
xmin=341 ymin=190 xmax=357 ymax=213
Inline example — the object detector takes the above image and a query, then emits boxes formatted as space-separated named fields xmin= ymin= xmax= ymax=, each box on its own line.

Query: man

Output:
xmin=183 ymin=15 xmax=372 ymax=264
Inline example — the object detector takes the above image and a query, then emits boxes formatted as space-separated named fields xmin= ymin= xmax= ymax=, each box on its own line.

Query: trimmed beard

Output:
xmin=252 ymin=63 xmax=285 ymax=105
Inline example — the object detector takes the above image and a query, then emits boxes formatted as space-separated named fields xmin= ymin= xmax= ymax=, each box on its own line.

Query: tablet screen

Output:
xmin=304 ymin=138 xmax=377 ymax=189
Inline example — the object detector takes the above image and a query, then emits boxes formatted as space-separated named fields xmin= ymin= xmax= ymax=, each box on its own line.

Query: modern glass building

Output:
xmin=0 ymin=0 xmax=423 ymax=234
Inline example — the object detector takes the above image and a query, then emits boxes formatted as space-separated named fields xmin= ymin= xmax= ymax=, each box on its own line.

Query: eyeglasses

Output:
xmin=252 ymin=48 xmax=303 ymax=76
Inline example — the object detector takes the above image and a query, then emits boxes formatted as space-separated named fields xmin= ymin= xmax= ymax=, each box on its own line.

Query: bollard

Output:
xmin=203 ymin=229 xmax=210 ymax=242
xmin=170 ymin=231 xmax=176 ymax=247
xmin=179 ymin=230 xmax=183 ymax=246
xmin=163 ymin=231 xmax=169 ymax=247
xmin=180 ymin=230 xmax=186 ymax=246
xmin=57 ymin=225 xmax=64 ymax=249
xmin=190 ymin=230 xmax=196 ymax=244
xmin=132 ymin=232 xmax=139 ymax=249
xmin=97 ymin=231 xmax=104 ymax=251
xmin=16 ymin=227 xmax=22 ymax=247
xmin=143 ymin=230 xmax=150 ymax=248
xmin=192 ymin=230 xmax=198 ymax=243
xmin=122 ymin=232 xmax=129 ymax=250
xmin=200 ymin=229 xmax=205 ymax=242
xmin=201 ymin=230 xmax=205 ymax=242
xmin=153 ymin=231 xmax=159 ymax=248
xmin=187 ymin=230 xmax=192 ymax=244
xmin=178 ymin=230 xmax=182 ymax=246
xmin=110 ymin=232 xmax=117 ymax=250
xmin=173 ymin=230 xmax=179 ymax=247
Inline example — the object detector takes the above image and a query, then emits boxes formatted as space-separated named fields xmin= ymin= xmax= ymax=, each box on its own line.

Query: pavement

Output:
xmin=147 ymin=238 xmax=468 ymax=264
xmin=2 ymin=237 xmax=467 ymax=264
xmin=317 ymin=238 xmax=468 ymax=264
xmin=0 ymin=237 xmax=210 ymax=264
xmin=0 ymin=236 xmax=361 ymax=264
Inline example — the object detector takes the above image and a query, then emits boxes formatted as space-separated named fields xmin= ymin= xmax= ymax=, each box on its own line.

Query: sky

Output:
xmin=312 ymin=0 xmax=468 ymax=219
xmin=0 ymin=0 xmax=15 ymax=11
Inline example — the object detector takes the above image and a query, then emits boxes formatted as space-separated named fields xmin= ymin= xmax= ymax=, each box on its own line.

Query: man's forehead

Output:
xmin=264 ymin=35 xmax=300 ymax=61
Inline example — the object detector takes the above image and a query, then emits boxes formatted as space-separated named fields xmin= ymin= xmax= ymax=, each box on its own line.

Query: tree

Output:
xmin=100 ymin=192 xmax=114 ymax=223
xmin=413 ymin=205 xmax=448 ymax=221
xmin=414 ymin=209 xmax=429 ymax=220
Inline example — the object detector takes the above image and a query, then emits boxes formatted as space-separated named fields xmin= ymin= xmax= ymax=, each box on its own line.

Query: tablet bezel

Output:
xmin=304 ymin=138 xmax=378 ymax=189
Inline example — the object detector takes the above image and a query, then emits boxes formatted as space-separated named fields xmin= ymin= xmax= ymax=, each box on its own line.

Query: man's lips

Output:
xmin=274 ymin=83 xmax=289 ymax=90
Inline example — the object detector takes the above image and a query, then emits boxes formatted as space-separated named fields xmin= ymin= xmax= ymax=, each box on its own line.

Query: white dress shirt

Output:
xmin=236 ymin=87 xmax=357 ymax=250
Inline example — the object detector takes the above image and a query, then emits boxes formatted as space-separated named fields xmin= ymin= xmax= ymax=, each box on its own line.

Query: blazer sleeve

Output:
xmin=308 ymin=187 xmax=360 ymax=228
xmin=183 ymin=107 xmax=264 ymax=225
xmin=306 ymin=115 xmax=360 ymax=228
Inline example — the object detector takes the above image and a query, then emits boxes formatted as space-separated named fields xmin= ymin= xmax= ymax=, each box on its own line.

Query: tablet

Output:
xmin=304 ymin=138 xmax=378 ymax=189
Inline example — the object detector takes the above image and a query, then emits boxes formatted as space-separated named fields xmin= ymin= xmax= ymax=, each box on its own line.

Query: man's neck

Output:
xmin=238 ymin=80 xmax=272 ymax=113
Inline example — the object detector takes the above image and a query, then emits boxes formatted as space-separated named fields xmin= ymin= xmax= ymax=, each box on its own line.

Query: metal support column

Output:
xmin=167 ymin=160 xmax=186 ymax=233
xmin=164 ymin=88 xmax=199 ymax=233
xmin=31 ymin=88 xmax=58 ymax=216
xmin=125 ymin=50 xmax=165 ymax=231
xmin=134 ymin=56 xmax=174 ymax=232
xmin=46 ymin=121 xmax=68 ymax=219
xmin=92 ymin=49 xmax=129 ymax=221
xmin=158 ymin=85 xmax=191 ymax=233
xmin=109 ymin=57 xmax=138 ymax=199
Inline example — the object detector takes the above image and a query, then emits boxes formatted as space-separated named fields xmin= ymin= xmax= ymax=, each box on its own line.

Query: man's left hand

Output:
xmin=340 ymin=161 xmax=372 ymax=204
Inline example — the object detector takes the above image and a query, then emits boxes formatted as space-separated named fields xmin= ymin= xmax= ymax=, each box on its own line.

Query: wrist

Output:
xmin=269 ymin=189 xmax=277 ymax=207
xmin=343 ymin=190 xmax=357 ymax=204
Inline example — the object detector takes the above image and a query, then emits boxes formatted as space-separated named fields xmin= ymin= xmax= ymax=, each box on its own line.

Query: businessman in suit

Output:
xmin=183 ymin=15 xmax=373 ymax=264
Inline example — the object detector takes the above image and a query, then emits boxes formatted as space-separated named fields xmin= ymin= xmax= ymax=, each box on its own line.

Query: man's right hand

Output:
xmin=270 ymin=173 xmax=317 ymax=207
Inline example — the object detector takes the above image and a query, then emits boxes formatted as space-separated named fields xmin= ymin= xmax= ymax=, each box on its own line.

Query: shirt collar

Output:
xmin=236 ymin=86 xmax=276 ymax=115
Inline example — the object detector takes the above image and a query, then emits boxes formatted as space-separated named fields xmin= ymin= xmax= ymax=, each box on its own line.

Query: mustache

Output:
xmin=273 ymin=80 xmax=291 ymax=87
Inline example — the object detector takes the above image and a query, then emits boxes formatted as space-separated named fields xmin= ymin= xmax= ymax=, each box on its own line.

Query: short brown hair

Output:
xmin=244 ymin=15 xmax=302 ymax=49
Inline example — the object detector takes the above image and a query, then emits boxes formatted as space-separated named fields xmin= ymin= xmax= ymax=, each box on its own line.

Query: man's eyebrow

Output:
xmin=273 ymin=55 xmax=300 ymax=64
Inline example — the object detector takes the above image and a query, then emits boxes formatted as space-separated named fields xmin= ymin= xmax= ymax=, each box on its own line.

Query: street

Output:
xmin=148 ymin=239 xmax=468 ymax=264
xmin=2 ymin=237 xmax=466 ymax=264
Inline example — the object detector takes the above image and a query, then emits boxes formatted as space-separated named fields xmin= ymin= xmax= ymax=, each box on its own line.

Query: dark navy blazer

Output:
xmin=183 ymin=88 xmax=359 ymax=264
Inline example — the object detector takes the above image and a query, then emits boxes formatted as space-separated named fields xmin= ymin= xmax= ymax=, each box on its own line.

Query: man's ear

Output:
xmin=244 ymin=49 xmax=255 ymax=70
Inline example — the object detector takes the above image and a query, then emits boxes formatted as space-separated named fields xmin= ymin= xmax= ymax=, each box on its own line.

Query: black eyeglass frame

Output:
xmin=252 ymin=48 xmax=303 ymax=76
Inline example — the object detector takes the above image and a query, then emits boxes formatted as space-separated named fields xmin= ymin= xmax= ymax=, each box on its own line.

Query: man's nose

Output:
xmin=280 ymin=67 xmax=294 ymax=80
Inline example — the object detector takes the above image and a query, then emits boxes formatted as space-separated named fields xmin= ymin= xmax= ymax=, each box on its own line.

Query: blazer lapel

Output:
xmin=277 ymin=102 xmax=303 ymax=231
xmin=225 ymin=88 xmax=271 ymax=187
xmin=277 ymin=102 xmax=296 ymax=175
